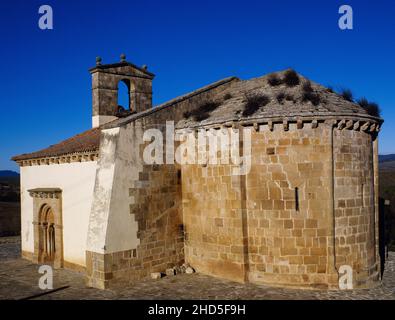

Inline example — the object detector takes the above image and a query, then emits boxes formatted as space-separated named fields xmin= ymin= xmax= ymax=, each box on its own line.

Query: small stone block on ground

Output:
xmin=185 ymin=266 xmax=195 ymax=274
xmin=166 ymin=268 xmax=176 ymax=276
xmin=150 ymin=272 xmax=162 ymax=280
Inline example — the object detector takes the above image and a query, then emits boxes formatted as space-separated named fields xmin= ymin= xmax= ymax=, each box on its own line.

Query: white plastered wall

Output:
xmin=20 ymin=161 xmax=97 ymax=267
xmin=86 ymin=124 xmax=141 ymax=254
xmin=92 ymin=115 xmax=118 ymax=128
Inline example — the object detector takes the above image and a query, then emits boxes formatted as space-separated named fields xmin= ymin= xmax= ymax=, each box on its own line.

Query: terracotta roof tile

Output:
xmin=12 ymin=127 xmax=100 ymax=161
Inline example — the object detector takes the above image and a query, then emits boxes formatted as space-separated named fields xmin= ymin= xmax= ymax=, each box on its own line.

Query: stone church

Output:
xmin=13 ymin=56 xmax=383 ymax=290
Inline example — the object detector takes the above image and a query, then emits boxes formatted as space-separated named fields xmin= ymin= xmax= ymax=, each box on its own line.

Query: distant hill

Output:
xmin=380 ymin=161 xmax=395 ymax=171
xmin=379 ymin=154 xmax=395 ymax=163
xmin=0 ymin=171 xmax=20 ymax=190
xmin=379 ymin=154 xmax=395 ymax=172
xmin=379 ymin=155 xmax=395 ymax=188
xmin=379 ymin=156 xmax=395 ymax=251
xmin=0 ymin=170 xmax=19 ymax=177
xmin=0 ymin=171 xmax=20 ymax=202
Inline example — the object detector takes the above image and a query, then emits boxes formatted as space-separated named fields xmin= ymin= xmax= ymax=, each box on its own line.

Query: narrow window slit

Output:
xmin=295 ymin=187 xmax=299 ymax=212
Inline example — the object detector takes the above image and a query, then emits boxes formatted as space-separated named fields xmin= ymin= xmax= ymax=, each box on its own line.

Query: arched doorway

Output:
xmin=30 ymin=188 xmax=63 ymax=268
xmin=39 ymin=204 xmax=56 ymax=263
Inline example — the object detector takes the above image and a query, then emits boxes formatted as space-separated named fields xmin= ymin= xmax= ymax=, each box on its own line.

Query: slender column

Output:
xmin=53 ymin=225 xmax=56 ymax=254
xmin=43 ymin=223 xmax=48 ymax=257
xmin=48 ymin=227 xmax=52 ymax=258
xmin=40 ymin=224 xmax=45 ymax=258
xmin=49 ymin=225 xmax=55 ymax=258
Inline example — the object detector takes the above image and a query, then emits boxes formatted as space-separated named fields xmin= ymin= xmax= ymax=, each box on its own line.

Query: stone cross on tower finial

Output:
xmin=120 ymin=53 xmax=126 ymax=62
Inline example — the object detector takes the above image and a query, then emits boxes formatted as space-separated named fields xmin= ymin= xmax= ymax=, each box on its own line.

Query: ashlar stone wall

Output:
xmin=182 ymin=120 xmax=379 ymax=289
xmin=86 ymin=79 xmax=236 ymax=288
xmin=245 ymin=122 xmax=336 ymax=288
xmin=182 ymin=122 xmax=337 ymax=288
xmin=333 ymin=129 xmax=379 ymax=287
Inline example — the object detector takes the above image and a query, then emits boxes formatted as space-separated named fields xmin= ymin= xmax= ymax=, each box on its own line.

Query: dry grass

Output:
xmin=283 ymin=69 xmax=300 ymax=87
xmin=276 ymin=92 xmax=285 ymax=104
xmin=267 ymin=73 xmax=282 ymax=86
xmin=357 ymin=97 xmax=381 ymax=117
xmin=184 ymin=101 xmax=221 ymax=121
xmin=242 ymin=92 xmax=270 ymax=117
xmin=302 ymin=80 xmax=313 ymax=93
xmin=340 ymin=89 xmax=354 ymax=102
xmin=223 ymin=93 xmax=233 ymax=100
xmin=302 ymin=91 xmax=321 ymax=106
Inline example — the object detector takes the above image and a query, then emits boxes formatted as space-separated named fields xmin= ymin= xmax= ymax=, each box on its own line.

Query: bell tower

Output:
xmin=89 ymin=54 xmax=155 ymax=128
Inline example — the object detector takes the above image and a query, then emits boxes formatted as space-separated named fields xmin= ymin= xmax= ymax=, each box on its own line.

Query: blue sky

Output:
xmin=0 ymin=0 xmax=394 ymax=171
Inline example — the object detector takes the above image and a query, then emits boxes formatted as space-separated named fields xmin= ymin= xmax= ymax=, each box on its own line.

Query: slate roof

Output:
xmin=106 ymin=76 xmax=238 ymax=128
xmin=12 ymin=69 xmax=381 ymax=162
xmin=175 ymin=70 xmax=380 ymax=129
